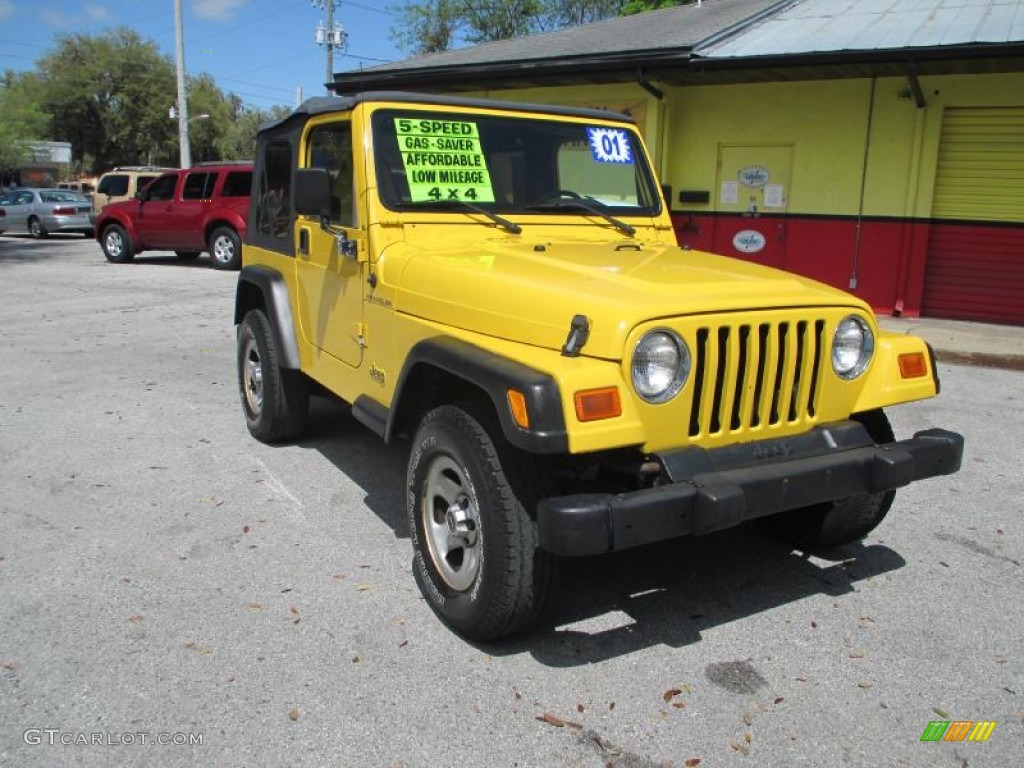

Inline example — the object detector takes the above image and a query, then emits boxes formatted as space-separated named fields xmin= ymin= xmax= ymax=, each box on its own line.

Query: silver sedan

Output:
xmin=0 ymin=188 xmax=94 ymax=238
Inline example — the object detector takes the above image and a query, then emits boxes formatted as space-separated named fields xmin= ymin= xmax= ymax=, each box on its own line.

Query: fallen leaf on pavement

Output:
xmin=288 ymin=707 xmax=300 ymax=721
xmin=684 ymin=760 xmax=701 ymax=767
xmin=858 ymin=682 xmax=873 ymax=689
xmin=729 ymin=739 xmax=750 ymax=756
xmin=933 ymin=707 xmax=950 ymax=718
xmin=536 ymin=712 xmax=582 ymax=729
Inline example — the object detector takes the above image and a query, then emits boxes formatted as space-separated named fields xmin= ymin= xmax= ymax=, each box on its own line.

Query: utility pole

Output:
xmin=313 ymin=1 xmax=346 ymax=94
xmin=174 ymin=0 xmax=191 ymax=168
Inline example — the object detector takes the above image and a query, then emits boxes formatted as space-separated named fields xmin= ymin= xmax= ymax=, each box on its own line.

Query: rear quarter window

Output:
xmin=221 ymin=171 xmax=252 ymax=197
xmin=98 ymin=175 xmax=129 ymax=196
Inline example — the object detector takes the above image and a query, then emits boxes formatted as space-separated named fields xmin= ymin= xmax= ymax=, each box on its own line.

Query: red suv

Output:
xmin=95 ymin=162 xmax=252 ymax=270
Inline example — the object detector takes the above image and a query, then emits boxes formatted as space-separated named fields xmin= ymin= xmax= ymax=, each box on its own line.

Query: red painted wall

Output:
xmin=923 ymin=222 xmax=1024 ymax=325
xmin=673 ymin=213 xmax=939 ymax=319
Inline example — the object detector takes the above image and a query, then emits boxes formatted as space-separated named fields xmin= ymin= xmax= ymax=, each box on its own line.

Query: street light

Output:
xmin=173 ymin=0 xmax=192 ymax=168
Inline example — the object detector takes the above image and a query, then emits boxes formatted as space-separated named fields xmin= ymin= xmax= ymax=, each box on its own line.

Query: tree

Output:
xmin=621 ymin=0 xmax=687 ymax=14
xmin=0 ymin=71 xmax=50 ymax=175
xmin=391 ymin=0 xmax=629 ymax=54
xmin=391 ymin=0 xmax=460 ymax=54
xmin=216 ymin=104 xmax=292 ymax=162
xmin=34 ymin=29 xmax=179 ymax=172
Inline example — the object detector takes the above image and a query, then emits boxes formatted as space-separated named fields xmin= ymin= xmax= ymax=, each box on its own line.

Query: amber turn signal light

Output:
xmin=898 ymin=352 xmax=928 ymax=379
xmin=507 ymin=389 xmax=530 ymax=429
xmin=574 ymin=387 xmax=622 ymax=422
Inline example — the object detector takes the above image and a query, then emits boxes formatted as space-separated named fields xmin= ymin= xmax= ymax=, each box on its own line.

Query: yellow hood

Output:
xmin=392 ymin=238 xmax=864 ymax=360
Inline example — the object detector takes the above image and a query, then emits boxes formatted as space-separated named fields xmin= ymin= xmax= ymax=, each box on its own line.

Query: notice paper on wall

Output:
xmin=720 ymin=181 xmax=738 ymax=204
xmin=763 ymin=184 xmax=785 ymax=208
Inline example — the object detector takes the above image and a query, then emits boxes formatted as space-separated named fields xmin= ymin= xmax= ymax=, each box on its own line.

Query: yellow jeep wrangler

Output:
xmin=235 ymin=93 xmax=963 ymax=640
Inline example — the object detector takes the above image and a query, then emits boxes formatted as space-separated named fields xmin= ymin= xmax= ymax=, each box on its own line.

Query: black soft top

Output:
xmin=257 ymin=91 xmax=634 ymax=136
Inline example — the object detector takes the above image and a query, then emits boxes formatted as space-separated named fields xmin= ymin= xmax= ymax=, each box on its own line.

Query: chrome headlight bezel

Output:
xmin=832 ymin=314 xmax=874 ymax=380
xmin=631 ymin=329 xmax=690 ymax=404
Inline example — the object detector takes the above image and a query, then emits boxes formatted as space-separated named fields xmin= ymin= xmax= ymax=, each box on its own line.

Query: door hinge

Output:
xmin=354 ymin=322 xmax=367 ymax=347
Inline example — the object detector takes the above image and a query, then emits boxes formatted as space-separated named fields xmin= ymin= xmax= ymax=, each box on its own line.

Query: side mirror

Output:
xmin=295 ymin=168 xmax=331 ymax=219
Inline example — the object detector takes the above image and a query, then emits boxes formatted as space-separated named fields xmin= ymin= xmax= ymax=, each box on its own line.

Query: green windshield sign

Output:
xmin=395 ymin=118 xmax=495 ymax=203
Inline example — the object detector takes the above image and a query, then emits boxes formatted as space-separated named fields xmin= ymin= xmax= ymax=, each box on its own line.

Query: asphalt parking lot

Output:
xmin=1 ymin=235 xmax=1021 ymax=768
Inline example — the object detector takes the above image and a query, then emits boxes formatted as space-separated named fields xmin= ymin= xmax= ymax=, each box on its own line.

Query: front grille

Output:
xmin=688 ymin=318 xmax=825 ymax=438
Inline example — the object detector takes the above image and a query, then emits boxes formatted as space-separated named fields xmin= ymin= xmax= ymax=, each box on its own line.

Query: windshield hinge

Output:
xmin=561 ymin=314 xmax=590 ymax=357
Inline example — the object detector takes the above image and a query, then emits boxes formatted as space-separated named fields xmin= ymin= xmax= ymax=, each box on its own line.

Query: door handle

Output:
xmin=298 ymin=228 xmax=309 ymax=256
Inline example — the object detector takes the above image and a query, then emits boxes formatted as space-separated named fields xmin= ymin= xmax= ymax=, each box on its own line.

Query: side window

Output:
xmin=99 ymin=174 xmax=129 ymax=196
xmin=221 ymin=171 xmax=252 ymax=197
xmin=183 ymin=172 xmax=215 ymax=200
xmin=145 ymin=174 xmax=178 ymax=202
xmin=257 ymin=139 xmax=292 ymax=239
xmin=135 ymin=175 xmax=159 ymax=195
xmin=307 ymin=122 xmax=355 ymax=228
xmin=17 ymin=191 xmax=34 ymax=204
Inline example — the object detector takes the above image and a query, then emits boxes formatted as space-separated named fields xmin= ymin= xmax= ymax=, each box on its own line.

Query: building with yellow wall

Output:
xmin=331 ymin=0 xmax=1024 ymax=324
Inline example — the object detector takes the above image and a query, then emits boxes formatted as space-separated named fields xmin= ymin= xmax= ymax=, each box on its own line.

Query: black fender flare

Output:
xmin=234 ymin=265 xmax=301 ymax=369
xmin=361 ymin=337 xmax=569 ymax=455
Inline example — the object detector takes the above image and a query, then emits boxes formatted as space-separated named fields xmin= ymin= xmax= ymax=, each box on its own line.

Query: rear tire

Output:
xmin=100 ymin=224 xmax=133 ymax=263
xmin=237 ymin=309 xmax=308 ymax=443
xmin=208 ymin=226 xmax=241 ymax=270
xmin=408 ymin=404 xmax=554 ymax=641
xmin=762 ymin=409 xmax=896 ymax=549
xmin=28 ymin=216 xmax=47 ymax=239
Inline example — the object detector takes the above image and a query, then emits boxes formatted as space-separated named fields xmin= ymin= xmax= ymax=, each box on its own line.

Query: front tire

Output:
xmin=237 ymin=309 xmax=308 ymax=443
xmin=100 ymin=224 xmax=133 ymax=263
xmin=208 ymin=226 xmax=241 ymax=270
xmin=763 ymin=409 xmax=896 ymax=549
xmin=408 ymin=404 xmax=553 ymax=641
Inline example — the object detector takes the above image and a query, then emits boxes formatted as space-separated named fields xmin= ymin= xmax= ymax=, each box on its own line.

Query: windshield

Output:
xmin=372 ymin=109 xmax=661 ymax=217
xmin=40 ymin=191 xmax=89 ymax=203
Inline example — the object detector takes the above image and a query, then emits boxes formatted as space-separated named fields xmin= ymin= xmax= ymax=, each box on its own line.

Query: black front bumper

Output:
xmin=536 ymin=421 xmax=964 ymax=556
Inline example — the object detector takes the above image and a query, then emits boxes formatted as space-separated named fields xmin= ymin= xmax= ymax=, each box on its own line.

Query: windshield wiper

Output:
xmin=525 ymin=197 xmax=636 ymax=237
xmin=428 ymin=200 xmax=521 ymax=234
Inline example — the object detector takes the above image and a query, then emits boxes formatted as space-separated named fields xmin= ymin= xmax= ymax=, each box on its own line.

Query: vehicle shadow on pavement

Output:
xmin=0 ymin=235 xmax=90 ymax=263
xmin=493 ymin=532 xmax=906 ymax=666
xmin=298 ymin=396 xmax=410 ymax=538
xmin=126 ymin=253 xmax=215 ymax=269
xmin=294 ymin=398 xmax=907 ymax=664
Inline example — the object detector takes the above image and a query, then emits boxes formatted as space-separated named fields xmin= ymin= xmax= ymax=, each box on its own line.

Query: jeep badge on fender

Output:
xmin=234 ymin=93 xmax=963 ymax=641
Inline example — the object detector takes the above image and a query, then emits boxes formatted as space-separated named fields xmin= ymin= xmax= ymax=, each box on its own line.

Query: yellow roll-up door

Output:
xmin=924 ymin=106 xmax=1024 ymax=324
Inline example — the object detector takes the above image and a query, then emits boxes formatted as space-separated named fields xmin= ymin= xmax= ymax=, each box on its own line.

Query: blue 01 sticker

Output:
xmin=586 ymin=127 xmax=633 ymax=164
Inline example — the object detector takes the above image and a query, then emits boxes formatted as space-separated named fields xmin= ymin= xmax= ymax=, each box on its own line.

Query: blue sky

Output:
xmin=0 ymin=0 xmax=408 ymax=110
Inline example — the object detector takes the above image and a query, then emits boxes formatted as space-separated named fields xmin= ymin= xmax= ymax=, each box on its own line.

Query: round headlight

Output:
xmin=832 ymin=315 xmax=874 ymax=380
xmin=632 ymin=330 xmax=690 ymax=403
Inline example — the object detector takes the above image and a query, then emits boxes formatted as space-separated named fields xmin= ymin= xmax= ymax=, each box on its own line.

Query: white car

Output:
xmin=0 ymin=188 xmax=94 ymax=238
